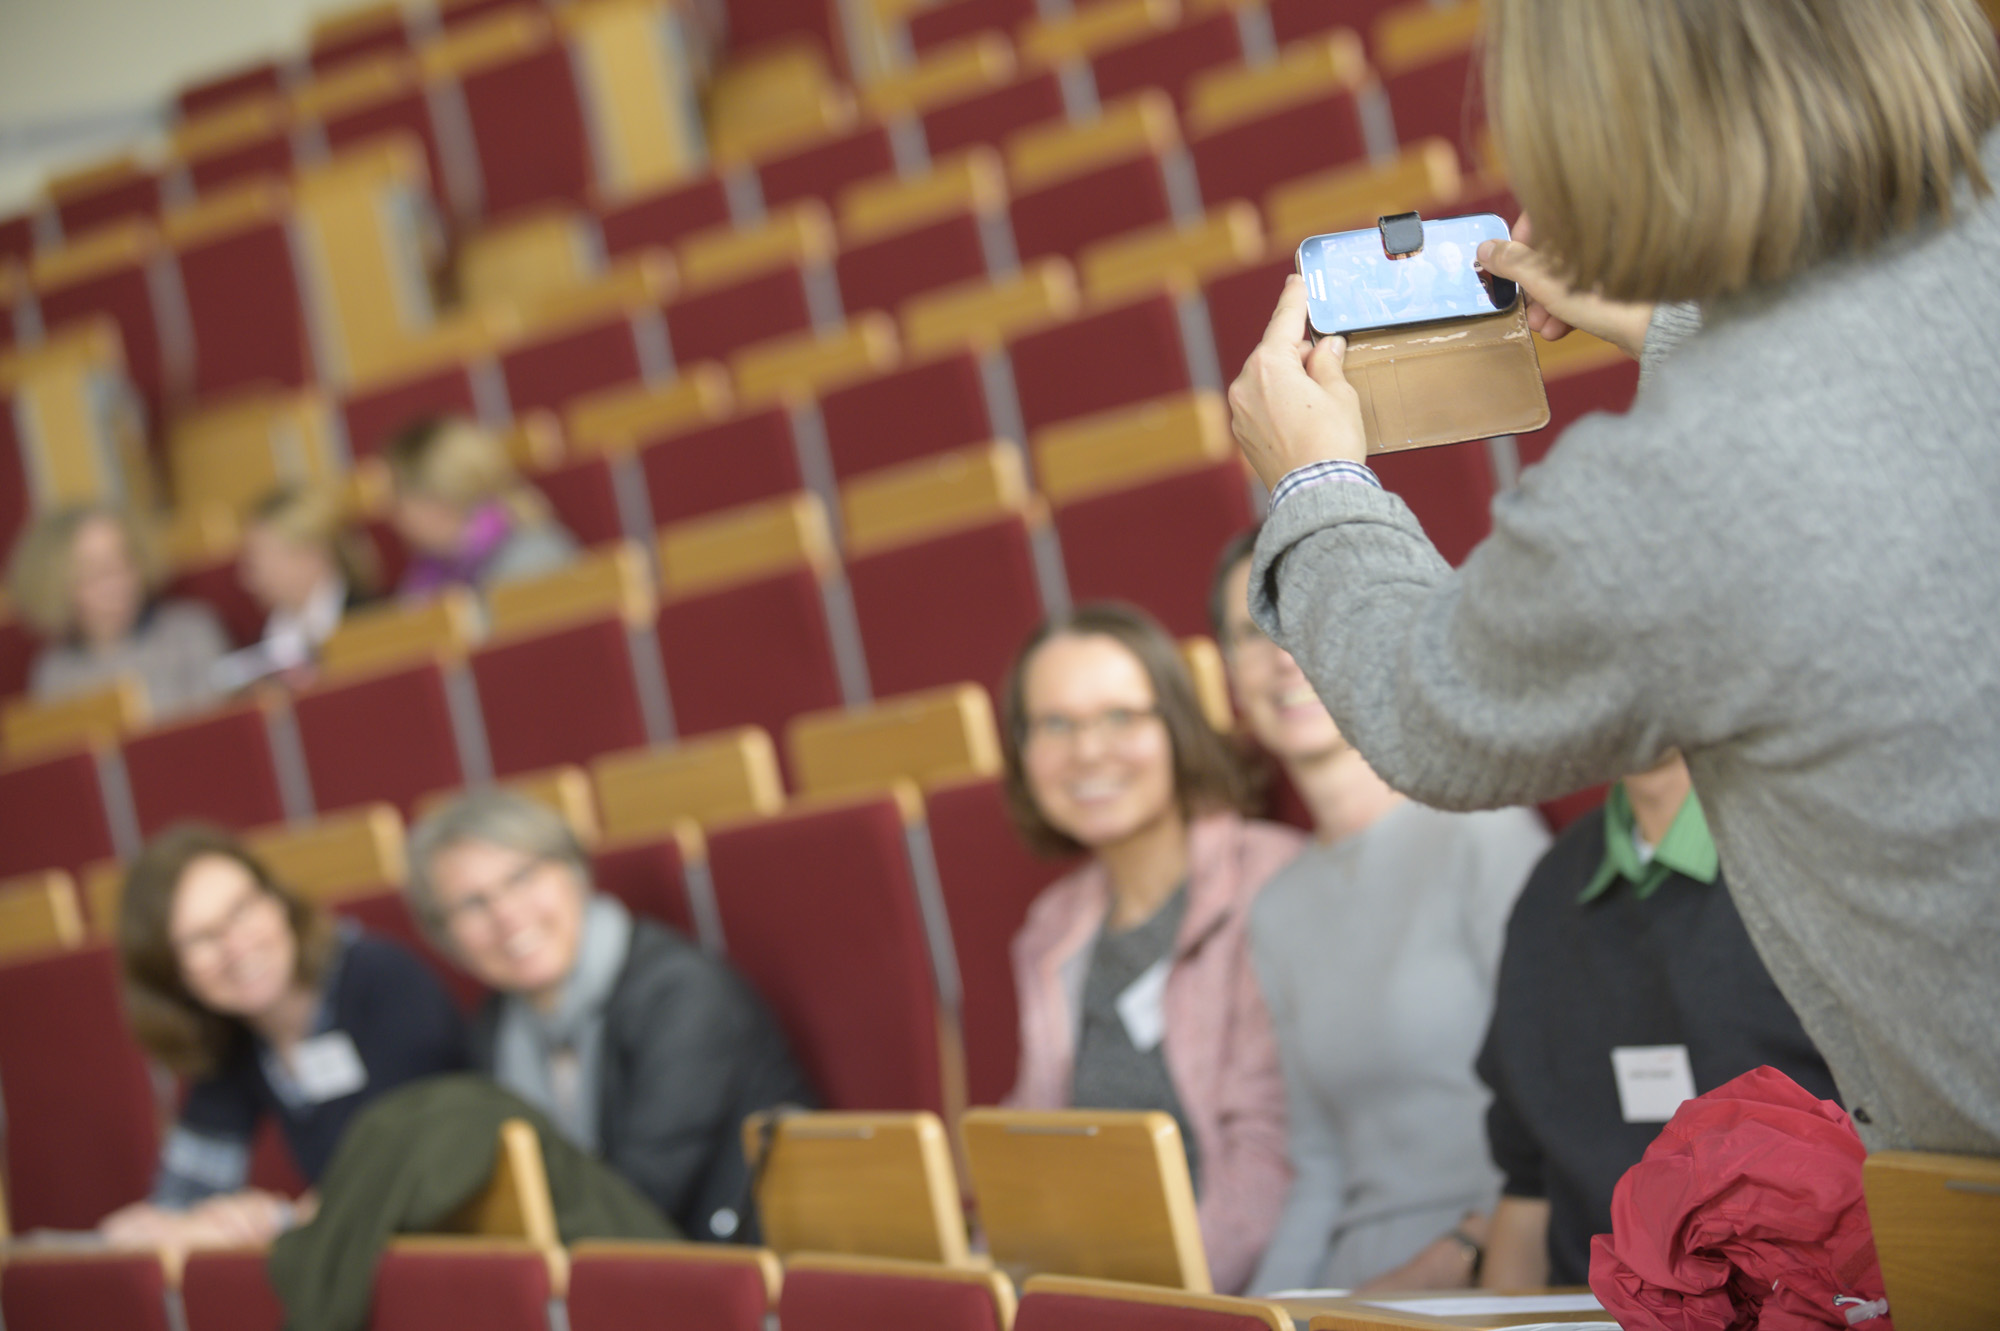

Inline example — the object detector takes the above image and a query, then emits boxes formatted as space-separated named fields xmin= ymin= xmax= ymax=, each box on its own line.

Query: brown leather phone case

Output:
xmin=1342 ymin=300 xmax=1550 ymax=455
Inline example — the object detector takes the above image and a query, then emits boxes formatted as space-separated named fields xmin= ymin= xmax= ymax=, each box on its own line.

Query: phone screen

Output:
xmin=1296 ymin=213 xmax=1516 ymax=336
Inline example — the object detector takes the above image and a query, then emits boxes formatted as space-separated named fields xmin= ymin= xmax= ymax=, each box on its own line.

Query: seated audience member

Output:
xmin=213 ymin=486 xmax=378 ymax=691
xmin=1212 ymin=530 xmax=1551 ymax=1294
xmin=100 ymin=825 xmax=468 ymax=1249
xmin=8 ymin=505 xmax=230 ymax=718
xmin=405 ymin=790 xmax=816 ymax=1241
xmin=384 ymin=417 xmax=577 ymax=598
xmin=1474 ymin=752 xmax=1839 ymax=1288
xmin=1001 ymin=602 xmax=1300 ymax=1294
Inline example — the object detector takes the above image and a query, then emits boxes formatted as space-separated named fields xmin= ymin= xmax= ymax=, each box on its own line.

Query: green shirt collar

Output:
xmin=1580 ymin=781 xmax=1720 ymax=903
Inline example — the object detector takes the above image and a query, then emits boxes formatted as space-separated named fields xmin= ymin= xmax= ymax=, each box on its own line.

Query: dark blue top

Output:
xmin=154 ymin=928 xmax=468 ymax=1206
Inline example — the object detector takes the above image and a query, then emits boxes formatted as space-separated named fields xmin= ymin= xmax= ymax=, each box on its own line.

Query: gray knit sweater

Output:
xmin=1250 ymin=132 xmax=2000 ymax=1155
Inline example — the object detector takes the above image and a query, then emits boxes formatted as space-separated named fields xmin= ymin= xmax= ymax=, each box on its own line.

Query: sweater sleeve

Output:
xmin=1247 ymin=425 xmax=1695 ymax=812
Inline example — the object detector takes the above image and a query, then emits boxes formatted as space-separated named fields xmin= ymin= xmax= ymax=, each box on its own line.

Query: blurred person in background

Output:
xmin=1000 ymin=602 xmax=1300 ymax=1294
xmin=8 ymin=504 xmax=229 ymax=719
xmin=213 ymin=486 xmax=379 ymax=691
xmin=384 ymin=417 xmax=576 ymax=599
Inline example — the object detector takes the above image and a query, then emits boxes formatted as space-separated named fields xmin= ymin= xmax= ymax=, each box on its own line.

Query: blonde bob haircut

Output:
xmin=384 ymin=416 xmax=552 ymax=529
xmin=246 ymin=484 xmax=381 ymax=597
xmin=1486 ymin=0 xmax=2000 ymax=302
xmin=6 ymin=504 xmax=165 ymax=639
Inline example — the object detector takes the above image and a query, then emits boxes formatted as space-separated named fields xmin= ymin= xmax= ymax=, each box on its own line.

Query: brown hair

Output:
xmin=117 ymin=824 xmax=336 ymax=1077
xmin=1208 ymin=526 xmax=1261 ymax=642
xmin=1486 ymin=0 xmax=2000 ymax=301
xmin=1000 ymin=602 xmax=1252 ymax=858
xmin=246 ymin=485 xmax=381 ymax=599
xmin=385 ymin=416 xmax=551 ymax=529
xmin=6 ymin=505 xmax=164 ymax=639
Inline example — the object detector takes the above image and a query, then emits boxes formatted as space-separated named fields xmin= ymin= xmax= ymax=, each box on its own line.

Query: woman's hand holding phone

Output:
xmin=1477 ymin=215 xmax=1655 ymax=357
xmin=1228 ymin=275 xmax=1369 ymax=489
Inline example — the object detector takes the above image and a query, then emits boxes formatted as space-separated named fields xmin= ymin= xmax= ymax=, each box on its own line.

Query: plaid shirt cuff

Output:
xmin=1269 ymin=459 xmax=1382 ymax=509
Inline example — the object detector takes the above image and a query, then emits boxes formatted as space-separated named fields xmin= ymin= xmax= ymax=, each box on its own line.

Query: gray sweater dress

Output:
xmin=1250 ymin=131 xmax=2000 ymax=1156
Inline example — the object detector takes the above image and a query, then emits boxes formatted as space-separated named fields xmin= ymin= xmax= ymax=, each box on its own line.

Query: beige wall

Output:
xmin=0 ymin=0 xmax=360 ymax=214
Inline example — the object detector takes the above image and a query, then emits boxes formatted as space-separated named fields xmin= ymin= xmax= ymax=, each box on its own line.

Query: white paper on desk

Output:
xmin=1365 ymin=1293 xmax=1608 ymax=1315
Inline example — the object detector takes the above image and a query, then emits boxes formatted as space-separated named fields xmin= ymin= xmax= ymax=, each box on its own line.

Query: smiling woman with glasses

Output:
xmin=99 ymin=824 xmax=468 ymax=1252
xmin=404 ymin=789 xmax=816 ymax=1244
xmin=997 ymin=601 xmax=1305 ymax=1294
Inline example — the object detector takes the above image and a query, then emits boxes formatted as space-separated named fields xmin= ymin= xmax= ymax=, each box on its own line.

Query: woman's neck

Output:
xmin=1290 ymin=744 xmax=1406 ymax=844
xmin=247 ymin=983 xmax=321 ymax=1054
xmin=1624 ymin=762 xmax=1693 ymax=846
xmin=1099 ymin=809 xmax=1190 ymax=930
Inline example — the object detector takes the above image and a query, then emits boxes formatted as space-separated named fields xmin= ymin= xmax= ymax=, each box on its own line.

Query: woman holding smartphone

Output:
xmin=1226 ymin=0 xmax=2000 ymax=1161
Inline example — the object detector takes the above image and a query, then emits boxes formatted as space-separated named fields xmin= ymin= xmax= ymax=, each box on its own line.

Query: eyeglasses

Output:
xmin=1024 ymin=706 xmax=1164 ymax=748
xmin=435 ymin=855 xmax=548 ymax=930
xmin=172 ymin=887 xmax=278 ymax=971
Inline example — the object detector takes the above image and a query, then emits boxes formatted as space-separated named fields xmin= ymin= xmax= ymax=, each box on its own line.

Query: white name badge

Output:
xmin=1116 ymin=958 xmax=1171 ymax=1053
xmin=290 ymin=1031 xmax=370 ymax=1104
xmin=1611 ymin=1044 xmax=1698 ymax=1124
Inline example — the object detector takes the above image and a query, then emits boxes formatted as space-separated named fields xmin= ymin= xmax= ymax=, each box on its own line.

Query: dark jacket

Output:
xmin=469 ymin=918 xmax=816 ymax=1241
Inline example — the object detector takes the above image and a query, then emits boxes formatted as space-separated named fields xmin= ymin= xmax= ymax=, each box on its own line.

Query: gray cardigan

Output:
xmin=1251 ymin=131 xmax=2000 ymax=1156
xmin=30 ymin=599 xmax=230 ymax=720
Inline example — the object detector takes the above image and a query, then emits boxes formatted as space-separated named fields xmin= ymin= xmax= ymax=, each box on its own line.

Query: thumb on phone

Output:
xmin=1305 ymin=333 xmax=1348 ymax=391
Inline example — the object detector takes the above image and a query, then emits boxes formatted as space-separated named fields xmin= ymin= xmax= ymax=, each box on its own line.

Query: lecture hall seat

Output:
xmin=530 ymin=452 xmax=633 ymax=547
xmin=473 ymin=615 xmax=656 ymax=776
xmin=759 ymin=124 xmax=901 ymax=210
xmin=779 ymin=1255 xmax=1017 ymax=1331
xmin=638 ymin=407 xmax=808 ymax=527
xmin=835 ymin=212 xmax=995 ymax=317
xmin=182 ymin=1249 xmax=286 ymax=1331
xmin=1 ymin=1252 xmax=176 ymax=1331
xmin=499 ymin=311 xmax=652 ymax=417
xmin=920 ymin=70 xmax=1069 ymax=157
xmin=1008 ymin=292 xmax=1193 ymax=432
xmin=437 ymin=12 xmax=596 ymax=220
xmin=122 ymin=702 xmax=291 ymax=835
xmin=1008 ymin=154 xmax=1177 ymax=264
xmin=49 ymin=164 xmax=165 ymax=240
xmin=909 ymin=0 xmax=1039 ymax=54
xmin=599 ymin=174 xmax=736 ymax=258
xmin=0 ymin=747 xmax=122 ymax=879
xmin=820 ymin=351 xmax=997 ymax=481
xmin=168 ymin=185 xmax=317 ymax=397
xmin=1090 ymin=11 xmax=1246 ymax=113
xmin=590 ymin=834 xmax=701 ymax=940
xmin=1052 ymin=460 xmax=1256 ymax=638
xmin=294 ymin=661 xmax=470 ymax=818
xmin=371 ymin=1242 xmax=558 ymax=1331
xmin=34 ymin=224 xmax=180 ymax=428
xmin=340 ymin=362 xmax=484 ymax=460
xmin=567 ymin=1243 xmax=780 ymax=1331
xmin=314 ymin=60 xmax=458 ymax=214
xmin=664 ymin=264 xmax=822 ymax=366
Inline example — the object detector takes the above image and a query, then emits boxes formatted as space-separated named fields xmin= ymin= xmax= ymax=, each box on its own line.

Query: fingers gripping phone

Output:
xmin=1295 ymin=212 xmax=1517 ymax=337
xmin=1291 ymin=212 xmax=1548 ymax=454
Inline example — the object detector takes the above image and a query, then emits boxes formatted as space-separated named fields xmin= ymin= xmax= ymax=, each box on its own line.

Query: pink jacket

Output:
xmin=1006 ymin=811 xmax=1302 ymax=1293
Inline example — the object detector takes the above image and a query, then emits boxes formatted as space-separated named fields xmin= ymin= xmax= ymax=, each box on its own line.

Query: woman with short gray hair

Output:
xmin=406 ymin=789 xmax=815 ymax=1241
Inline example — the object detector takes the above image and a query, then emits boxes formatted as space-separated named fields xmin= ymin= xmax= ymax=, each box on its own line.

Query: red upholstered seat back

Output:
xmin=0 ymin=618 xmax=39 ymax=703
xmin=640 ymin=408 xmax=804 ymax=526
xmin=53 ymin=174 xmax=164 ymax=239
xmin=1382 ymin=46 xmax=1482 ymax=166
xmin=926 ymin=778 xmax=1072 ymax=1105
xmin=920 ymin=70 xmax=1067 ymax=156
xmin=1372 ymin=443 xmax=1495 ymax=568
xmin=165 ymin=559 xmax=266 ymax=647
xmin=1008 ymin=294 xmax=1191 ymax=432
xmin=1008 ymin=155 xmax=1176 ymax=264
xmin=654 ymin=569 xmax=846 ymax=744
xmin=333 ymin=890 xmax=487 ymax=1011
xmin=38 ymin=260 xmax=173 ymax=420
xmin=600 ymin=176 xmax=734 ymax=258
xmin=530 ymin=453 xmax=629 ymax=547
xmin=0 ymin=947 xmax=159 ymax=1230
xmin=567 ymin=1248 xmax=773 ymax=1331
xmin=295 ymin=661 xmax=468 ymax=817
xmin=1091 ymin=11 xmax=1244 ymax=112
xmin=472 ymin=617 xmax=653 ymax=776
xmin=909 ymin=0 xmax=1036 ymax=54
xmin=123 ymin=704 xmax=289 ymax=835
xmin=177 ymin=217 xmax=314 ymax=397
xmin=371 ymin=1246 xmax=553 ymax=1331
xmin=835 ymin=212 xmax=992 ymax=318
xmin=183 ymin=1250 xmax=286 ymax=1331
xmin=759 ymin=125 xmax=898 ymax=209
xmin=665 ymin=265 xmax=818 ymax=365
xmin=321 ymin=90 xmax=454 ymax=212
xmin=500 ymin=315 xmax=647 ymax=416
xmin=1268 ymin=0 xmax=1411 ymax=52
xmin=706 ymin=797 xmax=944 ymax=1111
xmin=1 ymin=1254 xmax=173 ymax=1331
xmin=1016 ymin=1288 xmax=1273 ymax=1331
xmin=846 ymin=516 xmax=1046 ymax=698
xmin=1051 ymin=461 xmax=1255 ymax=637
xmin=591 ymin=837 xmax=699 ymax=938
xmin=1187 ymin=89 xmax=1370 ymax=210
xmin=1201 ymin=256 xmax=1293 ymax=383
xmin=0 ymin=748 xmax=119 ymax=878
xmin=780 ymin=1265 xmax=1010 ymax=1331
xmin=456 ymin=42 xmax=594 ymax=219
xmin=340 ymin=363 xmax=482 ymax=460
xmin=820 ymin=352 xmax=993 ymax=481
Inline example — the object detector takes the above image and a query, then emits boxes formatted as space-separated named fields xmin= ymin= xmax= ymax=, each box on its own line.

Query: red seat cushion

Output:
xmin=529 ymin=453 xmax=628 ymax=547
xmin=707 ymin=797 xmax=945 ymax=1110
xmin=847 ymin=516 xmax=1045 ymax=697
xmin=821 ymin=352 xmax=993 ymax=481
xmin=183 ymin=1250 xmax=286 ymax=1331
xmin=1382 ymin=46 xmax=1482 ymax=165
xmin=665 ymin=266 xmax=817 ymax=365
xmin=780 ymin=1266 xmax=1008 ymax=1331
xmin=600 ymin=176 xmax=734 ymax=257
xmin=0 ymin=748 xmax=118 ymax=879
xmin=835 ymin=211 xmax=991 ymax=316
xmin=759 ymin=125 xmax=898 ymax=208
xmin=926 ymin=778 xmax=1071 ymax=1104
xmin=177 ymin=217 xmax=314 ymax=397
xmin=2 ymin=1255 xmax=173 ymax=1331
xmin=1008 ymin=154 xmax=1175 ymax=263
xmin=123 ymin=704 xmax=289 ymax=835
xmin=725 ymin=0 xmax=850 ymax=69
xmin=1052 ymin=460 xmax=1255 ymax=637
xmin=568 ymin=1251 xmax=772 ymax=1331
xmin=640 ymin=408 xmax=803 ymax=526
xmin=1008 ymin=293 xmax=1191 ymax=431
xmin=921 ymin=70 xmax=1067 ymax=156
xmin=54 ymin=174 xmax=164 ymax=240
xmin=294 ymin=661 xmax=468 ymax=817
xmin=591 ymin=837 xmax=699 ymax=937
xmin=187 ymin=133 xmax=299 ymax=195
xmin=500 ymin=315 xmax=646 ymax=416
xmin=1188 ymin=88 xmax=1369 ymax=208
xmin=472 ymin=617 xmax=653 ymax=775
xmin=457 ymin=43 xmax=594 ymax=219
xmin=371 ymin=1247 xmax=552 ymax=1331
xmin=654 ymin=570 xmax=846 ymax=745
xmin=0 ymin=947 xmax=160 ymax=1230
xmin=1091 ymin=11 xmax=1243 ymax=112
xmin=341 ymin=364 xmax=482 ymax=460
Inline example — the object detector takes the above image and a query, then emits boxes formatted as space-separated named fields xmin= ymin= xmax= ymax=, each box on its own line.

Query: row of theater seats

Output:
xmin=0 ymin=676 xmax=1133 ymax=1229
xmin=0 ymin=1244 xmax=1279 ymax=1331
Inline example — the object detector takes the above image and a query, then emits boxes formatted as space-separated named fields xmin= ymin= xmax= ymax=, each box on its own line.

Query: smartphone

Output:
xmin=1295 ymin=213 xmax=1516 ymax=337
